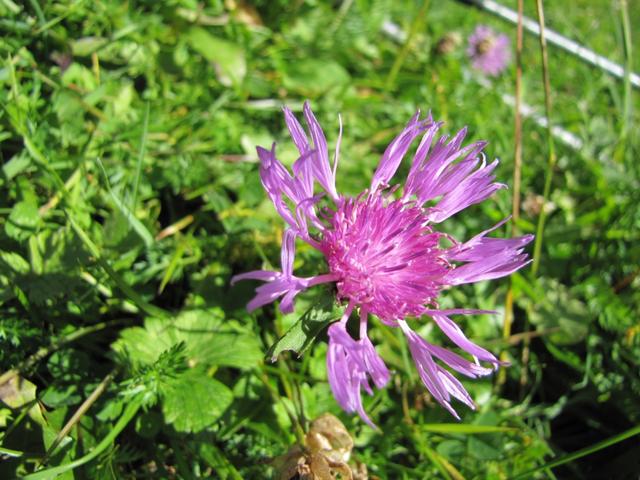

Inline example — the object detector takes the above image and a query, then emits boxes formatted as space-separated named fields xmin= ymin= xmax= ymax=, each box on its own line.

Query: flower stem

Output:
xmin=499 ymin=0 xmax=524 ymax=387
xmin=531 ymin=0 xmax=556 ymax=277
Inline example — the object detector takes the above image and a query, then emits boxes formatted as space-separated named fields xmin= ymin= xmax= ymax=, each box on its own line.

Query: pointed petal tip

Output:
xmin=357 ymin=407 xmax=379 ymax=430
xmin=279 ymin=302 xmax=294 ymax=314
xmin=246 ymin=304 xmax=258 ymax=314
xmin=444 ymin=403 xmax=461 ymax=420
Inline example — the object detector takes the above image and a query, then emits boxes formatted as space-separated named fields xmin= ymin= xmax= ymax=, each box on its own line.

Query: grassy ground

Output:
xmin=1 ymin=0 xmax=639 ymax=478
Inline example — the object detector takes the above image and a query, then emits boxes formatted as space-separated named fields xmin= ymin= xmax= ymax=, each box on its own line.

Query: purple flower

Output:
xmin=467 ymin=25 xmax=511 ymax=76
xmin=233 ymin=103 xmax=533 ymax=425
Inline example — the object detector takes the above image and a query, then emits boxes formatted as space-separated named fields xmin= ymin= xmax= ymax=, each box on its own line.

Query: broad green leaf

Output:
xmin=160 ymin=366 xmax=233 ymax=433
xmin=467 ymin=436 xmax=502 ymax=461
xmin=113 ymin=309 xmax=262 ymax=369
xmin=267 ymin=294 xmax=344 ymax=362
xmin=283 ymin=59 xmax=350 ymax=96
xmin=5 ymin=200 xmax=40 ymax=241
xmin=71 ymin=36 xmax=108 ymax=56
xmin=2 ymin=151 xmax=31 ymax=180
xmin=0 ymin=250 xmax=30 ymax=274
xmin=186 ymin=27 xmax=246 ymax=86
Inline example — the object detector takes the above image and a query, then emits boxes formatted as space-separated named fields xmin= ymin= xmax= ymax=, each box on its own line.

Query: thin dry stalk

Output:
xmin=499 ymin=0 xmax=524 ymax=387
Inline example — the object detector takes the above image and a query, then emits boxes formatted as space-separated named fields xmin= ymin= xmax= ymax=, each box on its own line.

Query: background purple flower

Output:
xmin=467 ymin=25 xmax=511 ymax=76
xmin=233 ymin=103 xmax=532 ymax=426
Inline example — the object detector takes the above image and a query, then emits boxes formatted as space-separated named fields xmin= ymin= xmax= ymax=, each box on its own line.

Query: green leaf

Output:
xmin=2 ymin=151 xmax=31 ymax=180
xmin=0 ymin=250 xmax=30 ymax=275
xmin=467 ymin=436 xmax=502 ymax=461
xmin=528 ymin=279 xmax=591 ymax=345
xmin=283 ymin=59 xmax=350 ymax=96
xmin=71 ymin=36 xmax=108 ymax=56
xmin=267 ymin=293 xmax=344 ymax=362
xmin=113 ymin=309 xmax=262 ymax=369
xmin=5 ymin=200 xmax=40 ymax=241
xmin=186 ymin=27 xmax=246 ymax=86
xmin=160 ymin=366 xmax=233 ymax=433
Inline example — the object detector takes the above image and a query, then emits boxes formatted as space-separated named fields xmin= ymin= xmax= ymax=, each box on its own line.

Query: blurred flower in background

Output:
xmin=434 ymin=32 xmax=462 ymax=56
xmin=234 ymin=103 xmax=533 ymax=426
xmin=467 ymin=25 xmax=511 ymax=76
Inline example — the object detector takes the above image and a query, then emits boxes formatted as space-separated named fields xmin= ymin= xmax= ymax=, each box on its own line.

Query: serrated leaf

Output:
xmin=113 ymin=309 xmax=262 ymax=369
xmin=160 ymin=366 xmax=233 ymax=433
xmin=267 ymin=294 xmax=344 ymax=362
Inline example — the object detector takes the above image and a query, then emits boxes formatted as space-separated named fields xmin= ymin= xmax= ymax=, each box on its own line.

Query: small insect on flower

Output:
xmin=467 ymin=25 xmax=511 ymax=76
xmin=233 ymin=103 xmax=533 ymax=427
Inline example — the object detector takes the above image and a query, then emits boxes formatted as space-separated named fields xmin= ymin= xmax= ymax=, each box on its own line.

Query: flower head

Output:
xmin=467 ymin=25 xmax=511 ymax=76
xmin=233 ymin=103 xmax=533 ymax=425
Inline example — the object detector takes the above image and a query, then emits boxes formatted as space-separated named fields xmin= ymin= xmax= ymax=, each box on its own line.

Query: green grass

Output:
xmin=1 ymin=0 xmax=639 ymax=478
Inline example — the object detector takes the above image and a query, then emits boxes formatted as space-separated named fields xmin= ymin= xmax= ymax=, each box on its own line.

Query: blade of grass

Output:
xmin=200 ymin=443 xmax=243 ymax=480
xmin=158 ymin=239 xmax=186 ymax=294
xmin=423 ymin=445 xmax=464 ymax=480
xmin=512 ymin=424 xmax=640 ymax=479
xmin=66 ymin=213 xmax=168 ymax=318
xmin=34 ymin=0 xmax=86 ymax=34
xmin=420 ymin=423 xmax=517 ymax=434
xmin=27 ymin=0 xmax=46 ymax=25
xmin=41 ymin=369 xmax=119 ymax=463
xmin=130 ymin=101 xmax=150 ymax=211
xmin=23 ymin=396 xmax=144 ymax=480
xmin=385 ymin=0 xmax=430 ymax=91
xmin=95 ymin=156 xmax=154 ymax=248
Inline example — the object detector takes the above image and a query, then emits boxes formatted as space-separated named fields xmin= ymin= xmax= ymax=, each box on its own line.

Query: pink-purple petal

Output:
xmin=370 ymin=112 xmax=429 ymax=193
xmin=231 ymin=270 xmax=279 ymax=285
xmin=428 ymin=159 xmax=506 ymax=223
xmin=283 ymin=106 xmax=309 ymax=155
xmin=327 ymin=321 xmax=387 ymax=428
xmin=303 ymin=102 xmax=338 ymax=200
xmin=431 ymin=314 xmax=501 ymax=365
